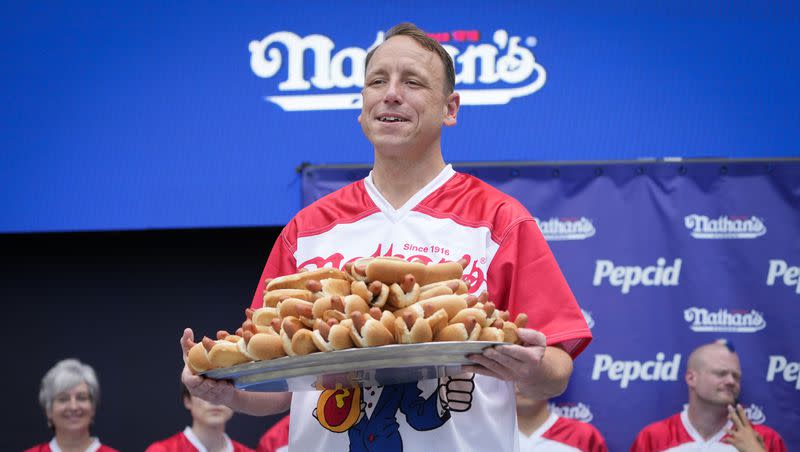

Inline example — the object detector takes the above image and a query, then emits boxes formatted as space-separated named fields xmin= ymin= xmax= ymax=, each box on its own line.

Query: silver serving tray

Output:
xmin=202 ymin=341 xmax=504 ymax=392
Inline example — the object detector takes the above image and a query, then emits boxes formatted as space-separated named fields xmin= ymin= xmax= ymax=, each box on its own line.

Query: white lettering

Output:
xmin=684 ymin=214 xmax=766 ymax=239
xmin=593 ymin=258 xmax=682 ymax=294
xmin=766 ymin=355 xmax=800 ymax=390
xmin=766 ymin=260 xmax=800 ymax=294
xmin=592 ymin=353 xmax=681 ymax=388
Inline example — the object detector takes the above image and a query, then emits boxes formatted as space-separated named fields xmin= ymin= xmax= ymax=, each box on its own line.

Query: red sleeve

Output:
xmin=233 ymin=440 xmax=256 ymax=452
xmin=487 ymin=218 xmax=591 ymax=358
xmin=629 ymin=429 xmax=654 ymax=452
xmin=754 ymin=425 xmax=788 ymax=452
xmin=23 ymin=445 xmax=49 ymax=452
xmin=257 ymin=415 xmax=291 ymax=452
xmin=250 ymin=224 xmax=300 ymax=310
xmin=143 ymin=443 xmax=167 ymax=452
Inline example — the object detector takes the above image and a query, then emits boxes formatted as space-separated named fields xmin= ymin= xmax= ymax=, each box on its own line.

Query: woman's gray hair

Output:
xmin=38 ymin=358 xmax=100 ymax=413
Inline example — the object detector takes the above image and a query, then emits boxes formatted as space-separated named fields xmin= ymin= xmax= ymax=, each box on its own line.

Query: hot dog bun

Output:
xmin=267 ymin=268 xmax=348 ymax=291
xmin=263 ymin=288 xmax=314 ymax=308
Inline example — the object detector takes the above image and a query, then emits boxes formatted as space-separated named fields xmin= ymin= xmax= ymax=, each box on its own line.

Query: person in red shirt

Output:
xmin=631 ymin=340 xmax=787 ymax=452
xmin=145 ymin=384 xmax=253 ymax=452
xmin=25 ymin=358 xmax=120 ymax=452
xmin=517 ymin=391 xmax=608 ymax=452
xmin=256 ymin=415 xmax=289 ymax=452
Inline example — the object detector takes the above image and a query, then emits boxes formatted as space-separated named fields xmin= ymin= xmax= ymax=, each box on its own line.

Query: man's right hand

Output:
xmin=180 ymin=328 xmax=236 ymax=406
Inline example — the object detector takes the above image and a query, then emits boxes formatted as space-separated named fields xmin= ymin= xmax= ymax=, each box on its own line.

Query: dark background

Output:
xmin=3 ymin=227 xmax=286 ymax=451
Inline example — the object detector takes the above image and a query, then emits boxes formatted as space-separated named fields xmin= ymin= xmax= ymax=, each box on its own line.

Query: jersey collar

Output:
xmin=364 ymin=164 xmax=456 ymax=222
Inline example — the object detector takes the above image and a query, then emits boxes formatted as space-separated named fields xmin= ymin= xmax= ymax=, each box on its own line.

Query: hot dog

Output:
xmin=266 ymin=268 xmax=348 ymax=291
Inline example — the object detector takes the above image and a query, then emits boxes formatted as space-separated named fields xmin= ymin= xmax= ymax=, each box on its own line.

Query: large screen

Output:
xmin=2 ymin=1 xmax=798 ymax=232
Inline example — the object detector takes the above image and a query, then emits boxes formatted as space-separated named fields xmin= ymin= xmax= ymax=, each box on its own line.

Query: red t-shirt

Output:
xmin=145 ymin=428 xmax=254 ymax=452
xmin=256 ymin=415 xmax=289 ymax=452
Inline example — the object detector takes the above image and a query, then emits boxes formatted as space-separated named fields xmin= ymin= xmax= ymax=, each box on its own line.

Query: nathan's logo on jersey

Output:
xmin=766 ymin=355 xmax=800 ymax=390
xmin=592 ymin=258 xmax=682 ymax=294
xmin=684 ymin=214 xmax=766 ymax=239
xmin=549 ymin=402 xmax=593 ymax=422
xmin=297 ymin=243 xmax=486 ymax=293
xmin=581 ymin=309 xmax=595 ymax=329
xmin=534 ymin=217 xmax=596 ymax=241
xmin=591 ymin=353 xmax=681 ymax=388
xmin=248 ymin=29 xmax=545 ymax=111
xmin=745 ymin=404 xmax=766 ymax=425
xmin=683 ymin=307 xmax=766 ymax=333
xmin=766 ymin=260 xmax=800 ymax=294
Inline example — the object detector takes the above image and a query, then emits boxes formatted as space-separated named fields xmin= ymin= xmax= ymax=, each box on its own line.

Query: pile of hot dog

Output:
xmin=187 ymin=257 xmax=528 ymax=373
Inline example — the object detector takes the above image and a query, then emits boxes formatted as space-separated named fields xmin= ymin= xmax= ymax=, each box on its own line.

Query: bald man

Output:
xmin=630 ymin=340 xmax=786 ymax=452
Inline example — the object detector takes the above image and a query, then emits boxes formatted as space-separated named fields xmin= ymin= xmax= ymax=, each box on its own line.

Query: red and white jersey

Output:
xmin=519 ymin=412 xmax=608 ymax=452
xmin=630 ymin=410 xmax=787 ymax=452
xmin=251 ymin=165 xmax=592 ymax=452
xmin=145 ymin=427 xmax=254 ymax=452
xmin=256 ymin=415 xmax=289 ymax=452
xmin=25 ymin=438 xmax=119 ymax=452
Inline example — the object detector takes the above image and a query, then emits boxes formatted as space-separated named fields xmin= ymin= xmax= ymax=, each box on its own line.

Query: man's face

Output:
xmin=687 ymin=347 xmax=742 ymax=406
xmin=185 ymin=394 xmax=234 ymax=428
xmin=359 ymin=35 xmax=458 ymax=157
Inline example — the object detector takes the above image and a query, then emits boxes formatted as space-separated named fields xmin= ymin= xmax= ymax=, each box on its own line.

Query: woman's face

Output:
xmin=48 ymin=382 xmax=95 ymax=435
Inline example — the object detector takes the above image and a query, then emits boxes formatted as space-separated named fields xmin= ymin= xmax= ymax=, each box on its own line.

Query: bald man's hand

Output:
xmin=722 ymin=404 xmax=766 ymax=452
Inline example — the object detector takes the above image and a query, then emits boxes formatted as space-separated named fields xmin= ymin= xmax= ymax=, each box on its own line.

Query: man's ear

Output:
xmin=443 ymin=92 xmax=461 ymax=127
xmin=183 ymin=395 xmax=193 ymax=411
xmin=686 ymin=370 xmax=696 ymax=388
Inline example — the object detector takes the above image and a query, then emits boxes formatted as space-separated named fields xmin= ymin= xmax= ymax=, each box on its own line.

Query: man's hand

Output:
xmin=722 ymin=404 xmax=766 ymax=452
xmin=464 ymin=328 xmax=572 ymax=399
xmin=464 ymin=328 xmax=547 ymax=381
xmin=180 ymin=328 xmax=236 ymax=406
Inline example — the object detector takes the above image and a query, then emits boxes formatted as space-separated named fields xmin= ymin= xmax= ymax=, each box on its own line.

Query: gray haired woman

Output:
xmin=26 ymin=358 xmax=119 ymax=452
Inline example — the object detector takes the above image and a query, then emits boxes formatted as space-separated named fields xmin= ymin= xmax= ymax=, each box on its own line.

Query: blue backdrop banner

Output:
xmin=301 ymin=158 xmax=800 ymax=451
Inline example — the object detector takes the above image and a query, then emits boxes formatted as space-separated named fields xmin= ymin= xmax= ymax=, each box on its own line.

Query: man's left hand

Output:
xmin=722 ymin=404 xmax=766 ymax=452
xmin=464 ymin=328 xmax=547 ymax=383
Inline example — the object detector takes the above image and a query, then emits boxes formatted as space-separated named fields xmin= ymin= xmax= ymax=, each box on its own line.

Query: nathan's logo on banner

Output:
xmin=591 ymin=353 xmax=682 ymax=388
xmin=745 ymin=404 xmax=766 ymax=425
xmin=248 ymin=29 xmax=545 ymax=111
xmin=534 ymin=217 xmax=596 ymax=241
xmin=683 ymin=307 xmax=766 ymax=333
xmin=684 ymin=214 xmax=766 ymax=239
xmin=766 ymin=260 xmax=800 ymax=294
xmin=592 ymin=258 xmax=682 ymax=294
xmin=581 ymin=309 xmax=595 ymax=329
xmin=766 ymin=355 xmax=800 ymax=390
xmin=549 ymin=402 xmax=593 ymax=422
xmin=681 ymin=403 xmax=765 ymax=424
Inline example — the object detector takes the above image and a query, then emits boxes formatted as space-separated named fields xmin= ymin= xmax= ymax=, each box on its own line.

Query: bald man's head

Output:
xmin=686 ymin=340 xmax=741 ymax=407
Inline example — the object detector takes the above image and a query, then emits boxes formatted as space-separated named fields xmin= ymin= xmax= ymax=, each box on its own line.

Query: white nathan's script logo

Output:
xmin=683 ymin=307 xmax=766 ymax=333
xmin=535 ymin=217 xmax=596 ymax=241
xmin=684 ymin=214 xmax=766 ymax=239
xmin=248 ymin=29 xmax=546 ymax=111
xmin=766 ymin=355 xmax=800 ymax=390
xmin=766 ymin=260 xmax=800 ymax=294
xmin=593 ymin=258 xmax=682 ymax=294
xmin=591 ymin=353 xmax=682 ymax=388
xmin=549 ymin=402 xmax=594 ymax=422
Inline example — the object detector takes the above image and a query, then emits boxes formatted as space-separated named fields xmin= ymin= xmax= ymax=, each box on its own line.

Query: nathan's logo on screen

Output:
xmin=592 ymin=258 xmax=682 ymax=294
xmin=591 ymin=353 xmax=682 ymax=388
xmin=534 ymin=217 xmax=596 ymax=241
xmin=581 ymin=309 xmax=595 ymax=329
xmin=248 ymin=29 xmax=545 ymax=111
xmin=549 ymin=402 xmax=593 ymax=422
xmin=683 ymin=307 xmax=766 ymax=333
xmin=766 ymin=260 xmax=800 ymax=294
xmin=684 ymin=214 xmax=766 ymax=239
xmin=745 ymin=404 xmax=766 ymax=425
xmin=766 ymin=355 xmax=800 ymax=390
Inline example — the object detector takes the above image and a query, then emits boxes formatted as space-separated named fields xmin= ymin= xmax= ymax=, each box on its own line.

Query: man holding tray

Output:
xmin=181 ymin=22 xmax=592 ymax=452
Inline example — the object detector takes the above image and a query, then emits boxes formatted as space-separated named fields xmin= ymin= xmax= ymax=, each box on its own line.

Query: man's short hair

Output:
xmin=364 ymin=22 xmax=456 ymax=95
